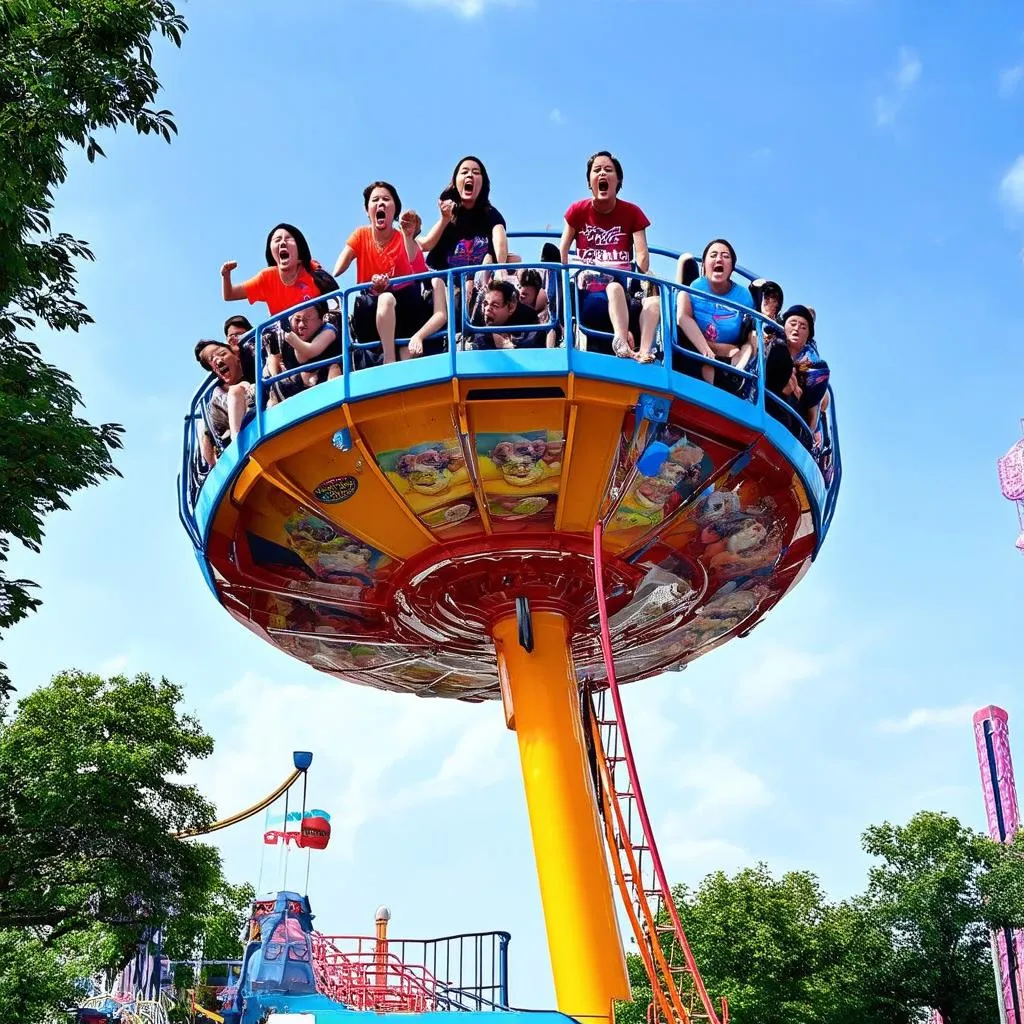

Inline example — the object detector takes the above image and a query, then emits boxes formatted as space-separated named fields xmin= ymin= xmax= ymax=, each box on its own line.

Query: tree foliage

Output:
xmin=0 ymin=670 xmax=229 ymax=1022
xmin=616 ymin=812 xmax=1024 ymax=1024
xmin=164 ymin=877 xmax=254 ymax=966
xmin=667 ymin=865 xmax=912 ymax=1024
xmin=862 ymin=811 xmax=1024 ymax=1024
xmin=0 ymin=0 xmax=187 ymax=686
xmin=165 ymin=878 xmax=254 ymax=1024
xmin=0 ymin=671 xmax=218 ymax=943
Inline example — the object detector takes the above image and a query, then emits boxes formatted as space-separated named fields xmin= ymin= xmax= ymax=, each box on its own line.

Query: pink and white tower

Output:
xmin=974 ymin=706 xmax=1024 ymax=1024
xmin=997 ymin=426 xmax=1024 ymax=552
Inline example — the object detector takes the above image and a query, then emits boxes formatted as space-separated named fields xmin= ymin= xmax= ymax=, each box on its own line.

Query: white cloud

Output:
xmin=894 ymin=46 xmax=922 ymax=90
xmin=1000 ymin=64 xmax=1024 ymax=98
xmin=549 ymin=108 xmax=565 ymax=125
xmin=99 ymin=653 xmax=130 ymax=676
xmin=384 ymin=0 xmax=522 ymax=16
xmin=676 ymin=752 xmax=773 ymax=822
xmin=876 ymin=46 xmax=922 ymax=127
xmin=189 ymin=671 xmax=505 ymax=859
xmin=388 ymin=715 xmax=513 ymax=809
xmin=876 ymin=703 xmax=975 ymax=734
xmin=999 ymin=155 xmax=1024 ymax=214
xmin=733 ymin=643 xmax=821 ymax=712
xmin=658 ymin=829 xmax=753 ymax=883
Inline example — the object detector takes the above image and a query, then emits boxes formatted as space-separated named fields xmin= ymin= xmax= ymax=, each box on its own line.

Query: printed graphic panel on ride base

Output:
xmin=241 ymin=482 xmax=396 ymax=602
xmin=377 ymin=433 xmax=481 ymax=538
xmin=475 ymin=428 xmax=565 ymax=532
xmin=600 ymin=412 xmax=738 ymax=553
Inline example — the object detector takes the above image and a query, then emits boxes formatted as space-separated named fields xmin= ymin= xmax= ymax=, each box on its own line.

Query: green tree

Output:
xmin=862 ymin=810 xmax=1024 ymax=1024
xmin=613 ymin=865 xmax=914 ymax=1024
xmin=165 ymin=878 xmax=254 ymax=1023
xmin=0 ymin=0 xmax=186 ymax=688
xmin=672 ymin=865 xmax=836 ymax=1024
xmin=0 ymin=929 xmax=88 ymax=1024
xmin=164 ymin=878 xmax=254 ymax=966
xmin=614 ymin=951 xmax=654 ymax=1024
xmin=0 ymin=670 xmax=227 ymax=1022
xmin=0 ymin=670 xmax=218 ymax=937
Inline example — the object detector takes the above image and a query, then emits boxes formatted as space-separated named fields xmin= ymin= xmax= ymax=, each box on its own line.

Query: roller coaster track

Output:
xmin=589 ymin=523 xmax=727 ymax=1024
xmin=173 ymin=767 xmax=303 ymax=838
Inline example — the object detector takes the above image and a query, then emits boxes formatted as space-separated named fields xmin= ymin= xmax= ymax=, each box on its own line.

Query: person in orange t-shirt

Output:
xmin=221 ymin=223 xmax=337 ymax=317
xmin=333 ymin=182 xmax=439 ymax=363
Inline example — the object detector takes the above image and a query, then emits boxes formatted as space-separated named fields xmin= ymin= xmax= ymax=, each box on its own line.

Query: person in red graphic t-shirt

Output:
xmin=558 ymin=151 xmax=660 ymax=362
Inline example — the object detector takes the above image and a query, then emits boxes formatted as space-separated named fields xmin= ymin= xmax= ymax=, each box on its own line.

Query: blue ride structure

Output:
xmin=178 ymin=232 xmax=842 ymax=1024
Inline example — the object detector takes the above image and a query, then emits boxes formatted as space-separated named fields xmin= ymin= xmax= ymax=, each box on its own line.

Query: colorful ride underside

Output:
xmin=179 ymin=234 xmax=842 ymax=1024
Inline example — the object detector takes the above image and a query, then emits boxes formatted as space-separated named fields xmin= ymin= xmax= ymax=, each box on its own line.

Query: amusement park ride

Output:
xmin=163 ymin=236 xmax=845 ymax=1024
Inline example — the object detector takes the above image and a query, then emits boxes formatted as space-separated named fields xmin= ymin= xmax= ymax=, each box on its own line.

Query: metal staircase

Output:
xmin=585 ymin=688 xmax=726 ymax=1024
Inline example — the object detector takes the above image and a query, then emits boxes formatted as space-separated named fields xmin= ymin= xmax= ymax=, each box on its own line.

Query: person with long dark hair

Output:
xmin=421 ymin=155 xmax=508 ymax=271
xmin=221 ymin=223 xmax=338 ymax=317
xmin=410 ymin=156 xmax=508 ymax=356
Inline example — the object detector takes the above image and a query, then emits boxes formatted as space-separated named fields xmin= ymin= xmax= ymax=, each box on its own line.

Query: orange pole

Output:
xmin=493 ymin=611 xmax=628 ymax=1024
xmin=374 ymin=906 xmax=390 ymax=992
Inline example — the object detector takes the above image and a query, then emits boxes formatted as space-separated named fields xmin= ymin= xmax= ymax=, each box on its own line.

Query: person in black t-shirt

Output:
xmin=411 ymin=156 xmax=509 ymax=355
xmin=423 ymin=155 xmax=508 ymax=271
xmin=464 ymin=280 xmax=543 ymax=350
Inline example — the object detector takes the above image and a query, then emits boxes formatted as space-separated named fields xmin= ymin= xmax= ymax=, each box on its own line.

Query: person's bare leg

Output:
xmin=227 ymin=384 xmax=249 ymax=440
xmin=200 ymin=431 xmax=218 ymax=466
xmin=375 ymin=291 xmax=398 ymax=363
xmin=731 ymin=342 xmax=754 ymax=368
xmin=606 ymin=282 xmax=632 ymax=357
xmin=637 ymin=295 xmax=660 ymax=362
xmin=407 ymin=279 xmax=447 ymax=359
xmin=676 ymin=302 xmax=715 ymax=384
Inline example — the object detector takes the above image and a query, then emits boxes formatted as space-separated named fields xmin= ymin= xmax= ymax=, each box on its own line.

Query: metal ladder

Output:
xmin=585 ymin=686 xmax=727 ymax=1024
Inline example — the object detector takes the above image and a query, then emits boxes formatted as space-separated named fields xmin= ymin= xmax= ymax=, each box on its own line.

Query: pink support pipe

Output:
xmin=974 ymin=706 xmax=1023 ymax=1024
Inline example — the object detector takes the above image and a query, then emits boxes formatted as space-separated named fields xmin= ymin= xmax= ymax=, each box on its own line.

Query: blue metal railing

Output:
xmin=179 ymin=233 xmax=841 ymax=550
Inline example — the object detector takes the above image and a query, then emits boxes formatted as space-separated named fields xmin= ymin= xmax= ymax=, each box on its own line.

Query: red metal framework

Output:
xmin=590 ymin=522 xmax=728 ymax=1024
xmin=587 ymin=692 xmax=726 ymax=1024
xmin=311 ymin=933 xmax=439 ymax=1012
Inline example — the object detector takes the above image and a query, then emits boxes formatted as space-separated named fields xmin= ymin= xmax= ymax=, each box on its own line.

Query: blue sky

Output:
xmin=5 ymin=0 xmax=1024 ymax=1007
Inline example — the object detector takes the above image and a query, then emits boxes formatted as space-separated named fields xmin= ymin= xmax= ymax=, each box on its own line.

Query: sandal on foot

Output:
xmin=612 ymin=335 xmax=632 ymax=358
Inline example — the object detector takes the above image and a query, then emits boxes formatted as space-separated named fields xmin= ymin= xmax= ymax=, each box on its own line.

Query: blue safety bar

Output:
xmin=178 ymin=233 xmax=841 ymax=562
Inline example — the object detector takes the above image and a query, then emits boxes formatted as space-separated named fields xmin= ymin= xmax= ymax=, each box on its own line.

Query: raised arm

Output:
xmin=333 ymin=246 xmax=356 ymax=278
xmin=419 ymin=198 xmax=455 ymax=254
xmin=400 ymin=211 xmax=423 ymax=262
xmin=221 ymin=260 xmax=246 ymax=302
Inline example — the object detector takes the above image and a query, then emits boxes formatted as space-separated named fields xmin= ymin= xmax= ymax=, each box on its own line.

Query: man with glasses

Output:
xmin=464 ymin=280 xmax=543 ymax=350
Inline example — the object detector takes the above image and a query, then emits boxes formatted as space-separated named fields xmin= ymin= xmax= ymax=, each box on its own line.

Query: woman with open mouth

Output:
xmin=674 ymin=238 xmax=754 ymax=387
xmin=558 ymin=150 xmax=659 ymax=362
xmin=220 ymin=223 xmax=338 ymax=318
xmin=414 ymin=155 xmax=509 ymax=356
xmin=332 ymin=181 xmax=436 ymax=364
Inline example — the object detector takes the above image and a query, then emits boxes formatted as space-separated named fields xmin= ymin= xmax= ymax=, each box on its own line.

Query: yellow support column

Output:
xmin=493 ymin=611 xmax=628 ymax=1024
